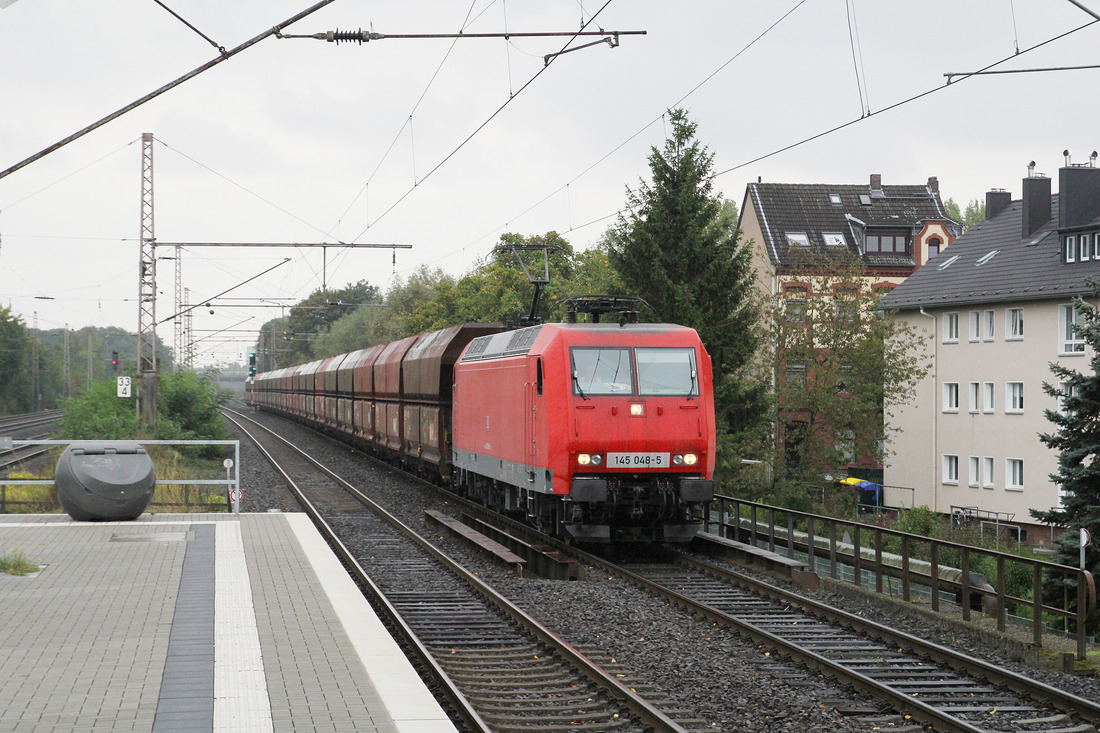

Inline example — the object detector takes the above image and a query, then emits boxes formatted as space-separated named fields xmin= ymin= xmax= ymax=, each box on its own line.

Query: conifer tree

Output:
xmin=609 ymin=108 xmax=767 ymax=460
xmin=1035 ymin=291 xmax=1100 ymax=633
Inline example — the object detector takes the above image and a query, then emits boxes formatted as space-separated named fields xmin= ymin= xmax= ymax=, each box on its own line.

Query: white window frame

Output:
xmin=1065 ymin=235 xmax=1077 ymax=263
xmin=1006 ymin=307 xmax=1024 ymax=340
xmin=942 ymin=382 xmax=959 ymax=412
xmin=943 ymin=312 xmax=959 ymax=343
xmin=982 ymin=382 xmax=995 ymax=413
xmin=1094 ymin=234 xmax=1100 ymax=261
xmin=968 ymin=311 xmax=981 ymax=342
xmin=1006 ymin=458 xmax=1024 ymax=491
xmin=786 ymin=232 xmax=810 ymax=247
xmin=1083 ymin=234 xmax=1093 ymax=261
xmin=1006 ymin=381 xmax=1024 ymax=413
xmin=1059 ymin=379 xmax=1078 ymax=415
xmin=968 ymin=456 xmax=980 ymax=488
xmin=1060 ymin=303 xmax=1086 ymax=355
xmin=982 ymin=456 xmax=994 ymax=489
xmin=942 ymin=454 xmax=959 ymax=485
xmin=983 ymin=309 xmax=995 ymax=341
xmin=968 ymin=382 xmax=980 ymax=413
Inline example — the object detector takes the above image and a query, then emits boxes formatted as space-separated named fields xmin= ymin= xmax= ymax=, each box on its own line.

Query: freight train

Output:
xmin=248 ymin=319 xmax=716 ymax=543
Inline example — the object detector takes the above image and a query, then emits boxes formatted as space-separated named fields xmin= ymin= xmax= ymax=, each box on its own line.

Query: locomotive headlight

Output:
xmin=591 ymin=454 xmax=603 ymax=466
xmin=629 ymin=402 xmax=645 ymax=416
xmin=673 ymin=453 xmax=699 ymax=466
xmin=577 ymin=453 xmax=603 ymax=466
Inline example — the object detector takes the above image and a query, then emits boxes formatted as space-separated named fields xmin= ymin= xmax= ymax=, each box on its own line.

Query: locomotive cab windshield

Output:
xmin=570 ymin=346 xmax=698 ymax=397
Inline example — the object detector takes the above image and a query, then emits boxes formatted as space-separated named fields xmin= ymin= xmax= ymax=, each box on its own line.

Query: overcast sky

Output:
xmin=2 ymin=0 xmax=1098 ymax=368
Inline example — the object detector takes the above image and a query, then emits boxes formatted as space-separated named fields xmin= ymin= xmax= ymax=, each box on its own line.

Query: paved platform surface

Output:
xmin=0 ymin=513 xmax=457 ymax=733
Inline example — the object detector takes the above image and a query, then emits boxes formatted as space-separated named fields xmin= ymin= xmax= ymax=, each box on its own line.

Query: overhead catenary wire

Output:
xmin=0 ymin=0 xmax=338 ymax=182
xmin=349 ymin=0 xmax=621 ymax=243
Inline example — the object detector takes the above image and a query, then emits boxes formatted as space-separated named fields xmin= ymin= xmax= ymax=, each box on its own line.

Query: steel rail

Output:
xmin=222 ymin=409 xmax=492 ymax=733
xmin=224 ymin=407 xmax=688 ymax=733
xmin=674 ymin=548 xmax=1100 ymax=726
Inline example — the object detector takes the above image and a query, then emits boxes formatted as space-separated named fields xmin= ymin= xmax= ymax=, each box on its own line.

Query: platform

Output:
xmin=0 ymin=513 xmax=457 ymax=733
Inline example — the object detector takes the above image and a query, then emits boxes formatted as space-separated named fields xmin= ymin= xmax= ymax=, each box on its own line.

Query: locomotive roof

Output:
xmin=460 ymin=322 xmax=699 ymax=362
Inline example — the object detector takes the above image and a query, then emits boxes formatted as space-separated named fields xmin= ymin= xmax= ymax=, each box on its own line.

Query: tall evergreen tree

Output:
xmin=609 ymin=109 xmax=767 ymax=458
xmin=1034 ymin=291 xmax=1100 ymax=634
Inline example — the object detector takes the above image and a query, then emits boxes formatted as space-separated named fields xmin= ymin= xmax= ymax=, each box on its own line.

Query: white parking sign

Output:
xmin=117 ymin=376 xmax=131 ymax=398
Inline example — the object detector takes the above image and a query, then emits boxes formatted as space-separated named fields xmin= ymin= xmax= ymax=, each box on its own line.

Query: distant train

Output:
xmin=248 ymin=320 xmax=716 ymax=543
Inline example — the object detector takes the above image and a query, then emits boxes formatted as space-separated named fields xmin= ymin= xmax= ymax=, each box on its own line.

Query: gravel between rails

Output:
xmin=226 ymin=409 xmax=1099 ymax=732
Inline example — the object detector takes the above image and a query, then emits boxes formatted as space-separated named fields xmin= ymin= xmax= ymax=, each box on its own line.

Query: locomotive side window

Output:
xmin=571 ymin=348 xmax=633 ymax=395
xmin=636 ymin=348 xmax=698 ymax=396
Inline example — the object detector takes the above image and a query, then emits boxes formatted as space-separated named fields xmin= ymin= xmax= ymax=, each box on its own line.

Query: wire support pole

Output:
xmin=0 ymin=0 xmax=338 ymax=182
xmin=282 ymin=28 xmax=646 ymax=43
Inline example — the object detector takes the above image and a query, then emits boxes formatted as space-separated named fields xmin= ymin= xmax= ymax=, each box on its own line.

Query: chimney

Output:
xmin=1058 ymin=161 xmax=1100 ymax=230
xmin=985 ymin=189 xmax=1011 ymax=220
xmin=927 ymin=176 xmax=939 ymax=195
xmin=869 ymin=173 xmax=883 ymax=197
xmin=1021 ymin=172 xmax=1051 ymax=238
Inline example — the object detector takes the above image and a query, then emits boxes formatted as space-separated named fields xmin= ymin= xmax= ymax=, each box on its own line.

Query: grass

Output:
xmin=0 ymin=548 xmax=40 ymax=576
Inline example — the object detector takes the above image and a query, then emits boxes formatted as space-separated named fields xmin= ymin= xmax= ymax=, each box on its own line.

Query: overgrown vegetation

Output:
xmin=0 ymin=548 xmax=40 ymax=576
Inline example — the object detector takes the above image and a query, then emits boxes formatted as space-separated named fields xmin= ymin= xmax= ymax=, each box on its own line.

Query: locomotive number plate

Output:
xmin=608 ymin=452 xmax=670 ymax=468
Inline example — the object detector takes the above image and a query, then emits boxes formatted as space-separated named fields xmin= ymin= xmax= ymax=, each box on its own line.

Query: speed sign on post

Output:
xmin=117 ymin=376 xmax=132 ymax=398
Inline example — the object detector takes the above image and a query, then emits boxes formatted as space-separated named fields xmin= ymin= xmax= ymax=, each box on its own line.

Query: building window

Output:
xmin=1006 ymin=458 xmax=1024 ymax=491
xmin=786 ymin=363 xmax=806 ymax=386
xmin=927 ymin=236 xmax=942 ymax=259
xmin=1083 ymin=234 xmax=1093 ymax=261
xmin=968 ymin=456 xmax=980 ymax=487
xmin=785 ymin=287 xmax=808 ymax=324
xmin=968 ymin=311 xmax=981 ymax=342
xmin=1060 ymin=303 xmax=1086 ymax=354
xmin=983 ymin=382 xmax=995 ymax=413
xmin=1006 ymin=308 xmax=1024 ymax=340
xmin=968 ymin=382 xmax=980 ymax=413
xmin=1094 ymin=234 xmax=1100 ymax=260
xmin=823 ymin=231 xmax=846 ymax=246
xmin=983 ymin=456 xmax=994 ymax=488
xmin=942 ymin=382 xmax=959 ymax=412
xmin=828 ymin=193 xmax=842 ymax=205
xmin=943 ymin=454 xmax=959 ymax=484
xmin=786 ymin=232 xmax=810 ymax=247
xmin=943 ymin=312 xmax=959 ymax=342
xmin=866 ymin=230 xmax=911 ymax=254
xmin=1059 ymin=380 xmax=1078 ymax=414
xmin=983 ymin=309 xmax=995 ymax=341
xmin=1006 ymin=381 xmax=1024 ymax=413
xmin=1065 ymin=235 xmax=1077 ymax=263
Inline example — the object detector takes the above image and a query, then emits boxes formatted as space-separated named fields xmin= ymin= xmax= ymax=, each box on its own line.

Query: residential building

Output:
xmin=738 ymin=174 xmax=959 ymax=475
xmin=881 ymin=157 xmax=1100 ymax=542
xmin=738 ymin=174 xmax=959 ymax=300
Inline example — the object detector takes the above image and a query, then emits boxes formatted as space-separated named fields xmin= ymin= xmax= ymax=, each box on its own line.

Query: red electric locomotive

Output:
xmin=249 ymin=317 xmax=715 ymax=543
xmin=453 ymin=322 xmax=714 ymax=543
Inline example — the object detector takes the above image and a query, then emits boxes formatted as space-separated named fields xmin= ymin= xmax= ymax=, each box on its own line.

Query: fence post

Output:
xmin=786 ymin=512 xmax=795 ymax=560
xmin=854 ymin=524 xmax=862 ymax=589
xmin=930 ymin=542 xmax=940 ymax=612
xmin=1032 ymin=563 xmax=1043 ymax=648
xmin=1078 ymin=569 xmax=1088 ymax=660
xmin=875 ymin=528 xmax=883 ymax=594
xmin=829 ymin=522 xmax=837 ymax=579
xmin=807 ymin=517 xmax=815 ymax=574
xmin=768 ymin=507 xmax=776 ymax=553
xmin=901 ymin=535 xmax=911 ymax=602
xmin=996 ymin=555 xmax=1006 ymax=632
xmin=961 ymin=546 xmax=971 ymax=622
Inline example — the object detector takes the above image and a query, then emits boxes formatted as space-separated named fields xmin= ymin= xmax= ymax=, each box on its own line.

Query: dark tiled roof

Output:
xmin=744 ymin=181 xmax=955 ymax=267
xmin=882 ymin=195 xmax=1100 ymax=311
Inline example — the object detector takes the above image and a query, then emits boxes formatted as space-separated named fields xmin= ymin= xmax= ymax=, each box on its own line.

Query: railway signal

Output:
xmin=111 ymin=351 xmax=119 ymax=371
xmin=248 ymin=352 xmax=257 ymax=376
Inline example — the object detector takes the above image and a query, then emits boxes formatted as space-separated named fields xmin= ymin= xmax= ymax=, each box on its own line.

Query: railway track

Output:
xmin=232 ymin=405 xmax=1100 ymax=732
xmin=600 ymin=548 xmax=1100 ymax=733
xmin=223 ymin=407 xmax=706 ymax=733
xmin=0 ymin=410 xmax=62 ymax=471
